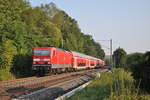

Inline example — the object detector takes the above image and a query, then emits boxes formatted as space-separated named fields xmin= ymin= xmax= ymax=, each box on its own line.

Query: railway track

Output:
xmin=0 ymin=68 xmax=107 ymax=100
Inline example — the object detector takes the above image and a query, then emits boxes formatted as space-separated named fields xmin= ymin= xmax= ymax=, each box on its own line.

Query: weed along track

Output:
xmin=0 ymin=69 xmax=108 ymax=100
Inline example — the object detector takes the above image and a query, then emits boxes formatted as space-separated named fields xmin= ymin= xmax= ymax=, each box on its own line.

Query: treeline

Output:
xmin=0 ymin=0 xmax=105 ymax=80
xmin=113 ymin=48 xmax=150 ymax=93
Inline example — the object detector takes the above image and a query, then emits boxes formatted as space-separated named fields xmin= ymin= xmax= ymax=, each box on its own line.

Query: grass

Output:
xmin=0 ymin=68 xmax=15 ymax=81
xmin=65 ymin=68 xmax=150 ymax=100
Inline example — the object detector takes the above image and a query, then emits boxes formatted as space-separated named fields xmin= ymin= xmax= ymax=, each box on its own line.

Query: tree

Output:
xmin=0 ymin=0 xmax=30 ymax=80
xmin=126 ymin=52 xmax=144 ymax=71
xmin=129 ymin=52 xmax=150 ymax=92
xmin=93 ymin=42 xmax=105 ymax=59
xmin=113 ymin=47 xmax=127 ymax=68
xmin=22 ymin=7 xmax=62 ymax=47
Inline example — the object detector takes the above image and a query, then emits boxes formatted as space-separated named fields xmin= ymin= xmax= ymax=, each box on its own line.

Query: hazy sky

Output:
xmin=29 ymin=0 xmax=150 ymax=55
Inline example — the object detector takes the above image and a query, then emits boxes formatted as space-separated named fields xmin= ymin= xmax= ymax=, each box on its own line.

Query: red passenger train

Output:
xmin=32 ymin=47 xmax=105 ymax=75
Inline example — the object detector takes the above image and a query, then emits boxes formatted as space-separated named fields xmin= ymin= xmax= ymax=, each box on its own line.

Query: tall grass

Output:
xmin=66 ymin=68 xmax=150 ymax=100
xmin=0 ymin=68 xmax=15 ymax=81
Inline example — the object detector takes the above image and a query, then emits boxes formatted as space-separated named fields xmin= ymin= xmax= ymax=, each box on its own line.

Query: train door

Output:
xmin=86 ymin=59 xmax=89 ymax=68
xmin=73 ymin=57 xmax=77 ymax=68
xmin=51 ymin=49 xmax=57 ymax=68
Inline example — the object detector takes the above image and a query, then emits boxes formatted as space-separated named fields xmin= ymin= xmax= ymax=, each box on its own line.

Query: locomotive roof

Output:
xmin=33 ymin=47 xmax=71 ymax=53
xmin=55 ymin=48 xmax=71 ymax=53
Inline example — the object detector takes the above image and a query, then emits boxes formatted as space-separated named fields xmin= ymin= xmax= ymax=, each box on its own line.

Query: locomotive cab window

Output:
xmin=34 ymin=49 xmax=50 ymax=56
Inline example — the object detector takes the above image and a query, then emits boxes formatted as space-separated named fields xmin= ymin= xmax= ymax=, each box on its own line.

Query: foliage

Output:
xmin=113 ymin=48 xmax=150 ymax=93
xmin=21 ymin=7 xmax=62 ymax=47
xmin=0 ymin=40 xmax=17 ymax=68
xmin=126 ymin=52 xmax=144 ymax=71
xmin=66 ymin=69 xmax=150 ymax=100
xmin=0 ymin=40 xmax=17 ymax=81
xmin=127 ymin=52 xmax=150 ymax=93
xmin=113 ymin=47 xmax=127 ymax=68
xmin=0 ymin=69 xmax=15 ymax=81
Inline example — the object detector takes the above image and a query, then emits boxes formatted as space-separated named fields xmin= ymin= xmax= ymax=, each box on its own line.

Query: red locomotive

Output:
xmin=32 ymin=47 xmax=105 ymax=75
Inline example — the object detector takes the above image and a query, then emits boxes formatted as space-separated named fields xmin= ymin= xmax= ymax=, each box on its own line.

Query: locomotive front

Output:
xmin=32 ymin=47 xmax=51 ymax=74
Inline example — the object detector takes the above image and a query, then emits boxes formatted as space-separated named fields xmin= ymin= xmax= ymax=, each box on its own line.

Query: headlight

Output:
xmin=33 ymin=59 xmax=40 ymax=61
xmin=43 ymin=59 xmax=50 ymax=61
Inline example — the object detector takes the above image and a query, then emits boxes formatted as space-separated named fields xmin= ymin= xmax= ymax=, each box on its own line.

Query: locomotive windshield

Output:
xmin=34 ymin=49 xmax=50 ymax=56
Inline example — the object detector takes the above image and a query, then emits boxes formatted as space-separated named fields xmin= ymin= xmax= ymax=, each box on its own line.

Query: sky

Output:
xmin=29 ymin=0 xmax=150 ymax=55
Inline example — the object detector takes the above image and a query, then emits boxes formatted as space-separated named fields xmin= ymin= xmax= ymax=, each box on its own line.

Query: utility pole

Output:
xmin=110 ymin=39 xmax=113 ymax=68
xmin=97 ymin=39 xmax=113 ymax=68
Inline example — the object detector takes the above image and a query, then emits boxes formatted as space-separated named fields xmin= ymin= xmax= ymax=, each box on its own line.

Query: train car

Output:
xmin=71 ymin=51 xmax=89 ymax=70
xmin=102 ymin=61 xmax=106 ymax=66
xmin=96 ymin=59 xmax=103 ymax=68
xmin=88 ymin=57 xmax=97 ymax=68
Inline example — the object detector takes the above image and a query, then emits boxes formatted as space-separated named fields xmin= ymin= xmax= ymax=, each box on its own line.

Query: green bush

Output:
xmin=126 ymin=52 xmax=150 ymax=93
xmin=0 ymin=69 xmax=15 ymax=81
xmin=0 ymin=40 xmax=17 ymax=81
